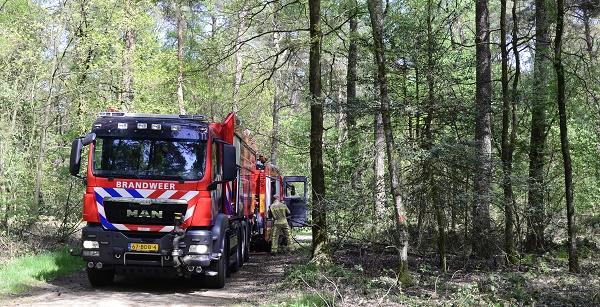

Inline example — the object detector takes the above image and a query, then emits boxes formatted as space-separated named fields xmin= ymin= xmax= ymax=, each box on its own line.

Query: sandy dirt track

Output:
xmin=3 ymin=252 xmax=306 ymax=307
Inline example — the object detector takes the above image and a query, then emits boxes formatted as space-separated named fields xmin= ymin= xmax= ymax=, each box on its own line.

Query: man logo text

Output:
xmin=127 ymin=209 xmax=163 ymax=219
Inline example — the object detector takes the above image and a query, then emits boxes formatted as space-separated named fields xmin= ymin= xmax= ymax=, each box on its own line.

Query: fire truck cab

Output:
xmin=70 ymin=112 xmax=249 ymax=288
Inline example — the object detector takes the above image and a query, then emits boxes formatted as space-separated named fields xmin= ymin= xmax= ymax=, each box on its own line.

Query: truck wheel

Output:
xmin=243 ymin=225 xmax=250 ymax=262
xmin=230 ymin=229 xmax=242 ymax=273
xmin=204 ymin=240 xmax=226 ymax=289
xmin=86 ymin=268 xmax=114 ymax=287
xmin=240 ymin=226 xmax=246 ymax=267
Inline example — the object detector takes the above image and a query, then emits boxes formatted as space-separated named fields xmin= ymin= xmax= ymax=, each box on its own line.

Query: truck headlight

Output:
xmin=188 ymin=244 xmax=209 ymax=254
xmin=83 ymin=240 xmax=99 ymax=249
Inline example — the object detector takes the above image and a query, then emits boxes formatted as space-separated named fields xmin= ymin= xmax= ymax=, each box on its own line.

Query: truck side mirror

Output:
xmin=82 ymin=133 xmax=96 ymax=146
xmin=222 ymin=143 xmax=237 ymax=182
xmin=70 ymin=133 xmax=95 ymax=177
xmin=70 ymin=138 xmax=83 ymax=176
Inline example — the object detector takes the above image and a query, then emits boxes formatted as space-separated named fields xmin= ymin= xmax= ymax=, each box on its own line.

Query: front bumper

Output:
xmin=81 ymin=224 xmax=214 ymax=269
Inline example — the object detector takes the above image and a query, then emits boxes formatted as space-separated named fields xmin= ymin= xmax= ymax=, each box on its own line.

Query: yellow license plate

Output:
xmin=129 ymin=243 xmax=159 ymax=252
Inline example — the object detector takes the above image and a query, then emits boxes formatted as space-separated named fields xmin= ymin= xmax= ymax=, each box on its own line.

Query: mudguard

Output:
xmin=211 ymin=213 xmax=229 ymax=253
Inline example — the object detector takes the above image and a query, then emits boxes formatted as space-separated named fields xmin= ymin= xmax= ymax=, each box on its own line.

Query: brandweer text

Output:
xmin=116 ymin=181 xmax=176 ymax=190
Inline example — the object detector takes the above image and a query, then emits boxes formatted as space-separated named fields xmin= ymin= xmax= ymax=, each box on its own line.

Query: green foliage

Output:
xmin=265 ymin=293 xmax=333 ymax=307
xmin=554 ymin=246 xmax=570 ymax=260
xmin=286 ymin=262 xmax=356 ymax=284
xmin=0 ymin=248 xmax=84 ymax=295
xmin=285 ymin=262 xmax=321 ymax=286
xmin=449 ymin=282 xmax=481 ymax=306
xmin=506 ymin=273 xmax=530 ymax=302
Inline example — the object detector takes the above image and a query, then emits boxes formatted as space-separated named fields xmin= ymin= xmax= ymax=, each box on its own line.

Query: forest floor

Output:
xmin=324 ymin=245 xmax=600 ymax=306
xmin=1 ymin=232 xmax=599 ymax=306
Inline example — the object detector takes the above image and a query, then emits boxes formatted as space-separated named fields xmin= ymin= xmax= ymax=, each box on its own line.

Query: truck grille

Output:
xmin=103 ymin=201 xmax=187 ymax=226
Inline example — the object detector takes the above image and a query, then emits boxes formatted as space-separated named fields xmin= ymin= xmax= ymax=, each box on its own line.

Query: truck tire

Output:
xmin=205 ymin=238 xmax=226 ymax=289
xmin=240 ymin=225 xmax=246 ymax=267
xmin=86 ymin=268 xmax=114 ymax=287
xmin=226 ymin=231 xmax=238 ymax=276
xmin=243 ymin=224 xmax=250 ymax=262
xmin=230 ymin=229 xmax=242 ymax=273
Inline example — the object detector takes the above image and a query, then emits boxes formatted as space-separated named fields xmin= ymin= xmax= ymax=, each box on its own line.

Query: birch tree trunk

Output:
xmin=122 ymin=0 xmax=135 ymax=110
xmin=374 ymin=111 xmax=386 ymax=219
xmin=232 ymin=7 xmax=247 ymax=113
xmin=176 ymin=1 xmax=186 ymax=115
xmin=271 ymin=1 xmax=284 ymax=165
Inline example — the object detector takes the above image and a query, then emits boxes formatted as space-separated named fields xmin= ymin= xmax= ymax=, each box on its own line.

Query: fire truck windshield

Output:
xmin=92 ymin=137 xmax=206 ymax=181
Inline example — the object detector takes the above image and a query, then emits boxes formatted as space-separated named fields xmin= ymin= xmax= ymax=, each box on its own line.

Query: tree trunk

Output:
xmin=500 ymin=0 xmax=516 ymax=262
xmin=472 ymin=0 xmax=493 ymax=258
xmin=309 ymin=0 xmax=329 ymax=263
xmin=335 ymin=85 xmax=347 ymax=174
xmin=374 ymin=111 xmax=386 ymax=220
xmin=122 ymin=0 xmax=135 ymax=110
xmin=271 ymin=2 xmax=283 ymax=165
xmin=233 ymin=7 xmax=247 ymax=113
xmin=346 ymin=0 xmax=360 ymax=189
xmin=583 ymin=11 xmax=593 ymax=61
xmin=271 ymin=91 xmax=280 ymax=165
xmin=464 ymin=174 xmax=470 ymax=244
xmin=425 ymin=0 xmax=444 ymax=269
xmin=414 ymin=61 xmax=425 ymax=247
xmin=367 ymin=0 xmax=410 ymax=279
xmin=209 ymin=14 xmax=217 ymax=121
xmin=432 ymin=172 xmax=447 ymax=272
xmin=554 ymin=0 xmax=579 ymax=273
xmin=176 ymin=1 xmax=186 ymax=115
xmin=511 ymin=0 xmax=521 ymax=251
xmin=526 ymin=0 xmax=550 ymax=252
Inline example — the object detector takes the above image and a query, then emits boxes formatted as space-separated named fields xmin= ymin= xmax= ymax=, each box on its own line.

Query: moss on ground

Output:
xmin=0 ymin=247 xmax=84 ymax=296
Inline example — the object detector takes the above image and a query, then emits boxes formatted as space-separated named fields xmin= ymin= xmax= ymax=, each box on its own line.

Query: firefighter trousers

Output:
xmin=271 ymin=221 xmax=292 ymax=253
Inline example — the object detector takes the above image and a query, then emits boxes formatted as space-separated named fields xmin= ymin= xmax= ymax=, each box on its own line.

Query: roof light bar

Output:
xmin=99 ymin=112 xmax=125 ymax=117
xmin=97 ymin=112 xmax=207 ymax=121
xmin=179 ymin=114 xmax=205 ymax=120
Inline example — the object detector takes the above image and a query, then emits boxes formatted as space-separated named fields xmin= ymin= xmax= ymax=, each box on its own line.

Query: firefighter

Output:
xmin=256 ymin=155 xmax=267 ymax=170
xmin=269 ymin=195 xmax=292 ymax=255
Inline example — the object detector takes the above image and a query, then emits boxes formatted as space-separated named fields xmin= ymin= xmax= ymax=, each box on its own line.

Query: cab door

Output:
xmin=282 ymin=176 xmax=308 ymax=227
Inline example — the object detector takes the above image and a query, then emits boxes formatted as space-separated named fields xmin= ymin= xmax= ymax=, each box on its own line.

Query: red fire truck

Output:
xmin=69 ymin=112 xmax=307 ymax=288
